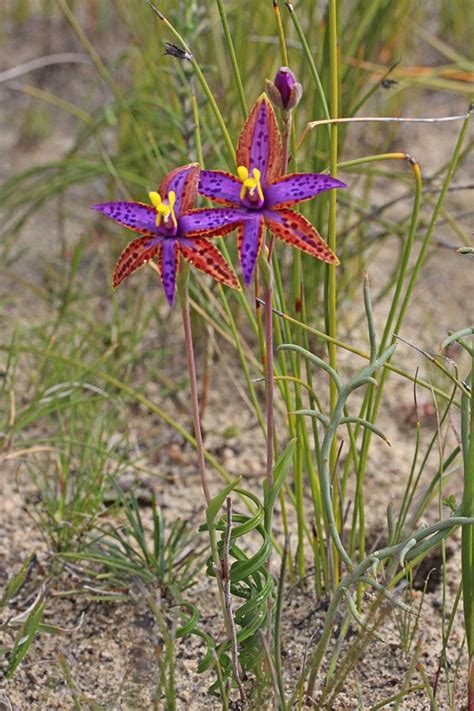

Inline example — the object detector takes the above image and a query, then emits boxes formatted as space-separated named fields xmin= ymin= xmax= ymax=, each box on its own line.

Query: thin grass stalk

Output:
xmin=147 ymin=3 xmax=236 ymax=164
xmin=462 ymin=357 xmax=474 ymax=710
xmin=273 ymin=0 xmax=289 ymax=67
xmin=285 ymin=2 xmax=330 ymax=125
xmin=215 ymin=0 xmax=247 ymax=117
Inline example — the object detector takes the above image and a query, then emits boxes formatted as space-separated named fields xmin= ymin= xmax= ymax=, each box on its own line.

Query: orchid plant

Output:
xmin=93 ymin=81 xmax=346 ymax=700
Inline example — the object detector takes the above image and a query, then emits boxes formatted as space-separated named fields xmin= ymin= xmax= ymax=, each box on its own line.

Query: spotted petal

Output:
xmin=264 ymin=209 xmax=339 ymax=264
xmin=179 ymin=208 xmax=244 ymax=237
xmin=237 ymin=215 xmax=265 ymax=286
xmin=236 ymin=94 xmax=282 ymax=185
xmin=157 ymin=239 xmax=179 ymax=306
xmin=92 ymin=202 xmax=158 ymax=236
xmin=159 ymin=163 xmax=200 ymax=215
xmin=180 ymin=239 xmax=240 ymax=290
xmin=113 ymin=236 xmax=161 ymax=288
xmin=198 ymin=170 xmax=241 ymax=207
xmin=265 ymin=174 xmax=346 ymax=209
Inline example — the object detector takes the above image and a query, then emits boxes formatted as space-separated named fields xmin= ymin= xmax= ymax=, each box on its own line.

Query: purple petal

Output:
xmin=159 ymin=163 xmax=200 ymax=215
xmin=249 ymin=101 xmax=271 ymax=181
xmin=265 ymin=174 xmax=346 ymax=209
xmin=198 ymin=170 xmax=241 ymax=206
xmin=179 ymin=208 xmax=245 ymax=237
xmin=236 ymin=96 xmax=281 ymax=185
xmin=238 ymin=216 xmax=264 ymax=286
xmin=92 ymin=202 xmax=158 ymax=235
xmin=160 ymin=239 xmax=178 ymax=306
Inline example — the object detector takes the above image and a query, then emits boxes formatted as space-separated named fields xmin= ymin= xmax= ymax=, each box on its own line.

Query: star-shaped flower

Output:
xmin=92 ymin=163 xmax=243 ymax=305
xmin=198 ymin=95 xmax=346 ymax=285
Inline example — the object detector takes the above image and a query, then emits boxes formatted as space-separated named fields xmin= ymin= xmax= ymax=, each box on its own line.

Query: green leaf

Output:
xmin=263 ymin=439 xmax=297 ymax=529
xmin=206 ymin=477 xmax=241 ymax=528
xmin=7 ymin=591 xmax=45 ymax=677
xmin=0 ymin=554 xmax=36 ymax=609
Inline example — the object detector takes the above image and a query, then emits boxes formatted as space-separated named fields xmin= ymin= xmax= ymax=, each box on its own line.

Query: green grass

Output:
xmin=0 ymin=0 xmax=473 ymax=708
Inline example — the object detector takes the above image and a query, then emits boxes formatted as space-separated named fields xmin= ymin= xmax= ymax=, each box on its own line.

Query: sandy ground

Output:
xmin=1 ymin=8 xmax=473 ymax=711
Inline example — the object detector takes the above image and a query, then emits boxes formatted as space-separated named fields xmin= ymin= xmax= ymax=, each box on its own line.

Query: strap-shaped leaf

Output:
xmin=205 ymin=476 xmax=241 ymax=528
xmin=263 ymin=438 xmax=297 ymax=529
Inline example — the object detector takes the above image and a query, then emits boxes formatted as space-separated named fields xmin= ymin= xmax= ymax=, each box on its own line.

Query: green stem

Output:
xmin=462 ymin=356 xmax=474 ymax=692
xmin=265 ymin=277 xmax=275 ymax=490
xmin=215 ymin=0 xmax=247 ymax=117
xmin=326 ymin=0 xmax=340 ymax=576
xmin=148 ymin=3 xmax=236 ymax=164
xmin=286 ymin=2 xmax=331 ymax=124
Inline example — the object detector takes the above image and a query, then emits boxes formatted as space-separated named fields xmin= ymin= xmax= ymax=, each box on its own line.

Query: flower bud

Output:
xmin=275 ymin=66 xmax=296 ymax=107
xmin=266 ymin=66 xmax=303 ymax=111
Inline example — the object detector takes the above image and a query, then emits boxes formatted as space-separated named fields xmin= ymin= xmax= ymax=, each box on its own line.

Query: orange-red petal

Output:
xmin=113 ymin=237 xmax=160 ymax=288
xmin=264 ymin=209 xmax=339 ymax=264
xmin=180 ymin=239 xmax=240 ymax=290
xmin=158 ymin=163 xmax=200 ymax=214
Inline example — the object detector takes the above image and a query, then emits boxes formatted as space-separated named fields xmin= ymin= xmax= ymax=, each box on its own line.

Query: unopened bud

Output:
xmin=266 ymin=66 xmax=303 ymax=111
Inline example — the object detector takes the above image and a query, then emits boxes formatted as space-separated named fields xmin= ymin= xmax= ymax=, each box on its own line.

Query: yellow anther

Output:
xmin=148 ymin=190 xmax=177 ymax=228
xmin=237 ymin=166 xmax=249 ymax=182
xmin=237 ymin=166 xmax=264 ymax=203
xmin=148 ymin=191 xmax=162 ymax=209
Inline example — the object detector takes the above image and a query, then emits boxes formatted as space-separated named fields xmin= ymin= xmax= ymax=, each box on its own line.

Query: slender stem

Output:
xmin=326 ymin=0 xmax=340 ymax=578
xmin=215 ymin=0 xmax=247 ymax=117
xmin=265 ymin=279 xmax=275 ymax=489
xmin=463 ymin=358 xmax=474 ymax=711
xmin=179 ymin=273 xmax=211 ymax=505
xmin=297 ymin=110 xmax=472 ymax=149
xmin=285 ymin=2 xmax=331 ymax=124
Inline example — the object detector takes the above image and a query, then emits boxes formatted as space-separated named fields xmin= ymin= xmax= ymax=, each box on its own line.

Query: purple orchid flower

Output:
xmin=92 ymin=163 xmax=243 ymax=305
xmin=198 ymin=94 xmax=346 ymax=286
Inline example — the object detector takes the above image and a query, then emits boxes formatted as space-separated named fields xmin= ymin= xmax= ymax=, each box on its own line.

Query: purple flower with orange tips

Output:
xmin=198 ymin=94 xmax=346 ymax=285
xmin=92 ymin=163 xmax=243 ymax=305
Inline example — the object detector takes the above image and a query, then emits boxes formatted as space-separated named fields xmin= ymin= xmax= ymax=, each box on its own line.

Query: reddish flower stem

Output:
xmin=179 ymin=279 xmax=211 ymax=505
xmin=265 ymin=280 xmax=274 ymax=489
